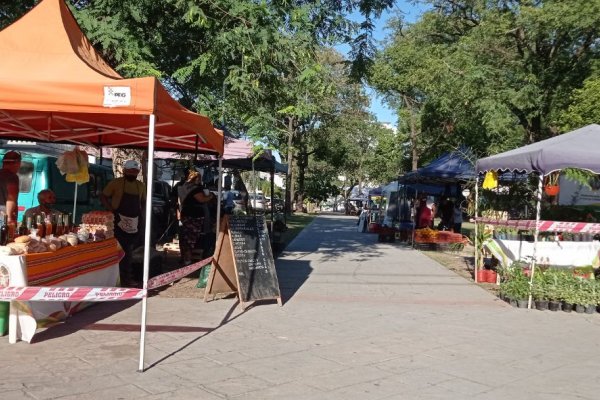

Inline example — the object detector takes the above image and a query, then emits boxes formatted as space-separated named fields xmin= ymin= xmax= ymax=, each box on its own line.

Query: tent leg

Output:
xmin=216 ymin=157 xmax=223 ymax=243
xmin=270 ymin=166 xmax=275 ymax=240
xmin=138 ymin=114 xmax=156 ymax=372
xmin=72 ymin=182 xmax=78 ymax=223
xmin=528 ymin=173 xmax=543 ymax=309
xmin=474 ymin=176 xmax=479 ymax=283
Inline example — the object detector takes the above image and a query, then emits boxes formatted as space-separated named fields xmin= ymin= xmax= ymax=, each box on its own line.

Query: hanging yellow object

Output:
xmin=57 ymin=147 xmax=90 ymax=184
xmin=482 ymin=171 xmax=498 ymax=189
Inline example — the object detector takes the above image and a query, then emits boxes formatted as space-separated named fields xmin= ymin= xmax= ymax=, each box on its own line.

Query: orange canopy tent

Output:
xmin=0 ymin=0 xmax=224 ymax=155
xmin=0 ymin=0 xmax=224 ymax=370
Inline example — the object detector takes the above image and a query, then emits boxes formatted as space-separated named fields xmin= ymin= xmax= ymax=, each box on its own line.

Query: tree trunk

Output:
xmin=295 ymin=147 xmax=308 ymax=212
xmin=112 ymin=148 xmax=144 ymax=179
xmin=285 ymin=116 xmax=296 ymax=215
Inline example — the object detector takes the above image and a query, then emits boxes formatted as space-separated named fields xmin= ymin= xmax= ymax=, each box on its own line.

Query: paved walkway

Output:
xmin=2 ymin=213 xmax=600 ymax=399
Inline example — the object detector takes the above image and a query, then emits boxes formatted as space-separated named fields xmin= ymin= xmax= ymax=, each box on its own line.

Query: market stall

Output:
xmin=389 ymin=148 xmax=475 ymax=245
xmin=475 ymin=124 xmax=600 ymax=306
xmin=2 ymin=236 xmax=123 ymax=343
xmin=0 ymin=0 xmax=224 ymax=369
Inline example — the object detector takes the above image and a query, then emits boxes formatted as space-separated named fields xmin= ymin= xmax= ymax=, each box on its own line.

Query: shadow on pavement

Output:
xmin=276 ymin=259 xmax=312 ymax=305
xmin=145 ymin=298 xmax=243 ymax=370
xmin=30 ymin=300 xmax=140 ymax=343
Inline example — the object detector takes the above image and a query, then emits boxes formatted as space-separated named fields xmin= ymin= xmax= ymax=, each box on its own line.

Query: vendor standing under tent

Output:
xmin=453 ymin=202 xmax=463 ymax=234
xmin=0 ymin=150 xmax=21 ymax=224
xmin=177 ymin=170 xmax=214 ymax=265
xmin=438 ymin=198 xmax=454 ymax=231
xmin=100 ymin=159 xmax=146 ymax=287
xmin=417 ymin=197 xmax=434 ymax=229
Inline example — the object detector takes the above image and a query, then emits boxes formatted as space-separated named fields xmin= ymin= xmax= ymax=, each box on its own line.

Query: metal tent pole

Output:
xmin=474 ymin=176 xmax=479 ymax=283
xmin=216 ymin=157 xmax=223 ymax=242
xmin=528 ymin=173 xmax=544 ymax=309
xmin=270 ymin=164 xmax=275 ymax=241
xmin=138 ymin=114 xmax=156 ymax=372
xmin=72 ymin=182 xmax=78 ymax=223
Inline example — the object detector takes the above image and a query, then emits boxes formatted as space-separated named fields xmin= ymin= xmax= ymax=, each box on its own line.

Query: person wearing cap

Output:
xmin=0 ymin=151 xmax=22 ymax=223
xmin=100 ymin=159 xmax=146 ymax=287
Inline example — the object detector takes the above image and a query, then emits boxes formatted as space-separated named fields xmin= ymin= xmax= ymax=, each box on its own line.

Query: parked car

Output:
xmin=269 ymin=197 xmax=284 ymax=212
xmin=249 ymin=191 xmax=266 ymax=211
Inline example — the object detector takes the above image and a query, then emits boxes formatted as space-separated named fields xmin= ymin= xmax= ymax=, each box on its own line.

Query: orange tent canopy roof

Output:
xmin=0 ymin=0 xmax=223 ymax=155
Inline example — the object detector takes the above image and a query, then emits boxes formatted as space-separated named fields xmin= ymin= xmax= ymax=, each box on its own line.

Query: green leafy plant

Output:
xmin=473 ymin=224 xmax=492 ymax=268
xmin=499 ymin=266 xmax=530 ymax=301
xmin=531 ymin=272 xmax=547 ymax=301
xmin=557 ymin=272 xmax=578 ymax=304
xmin=543 ymin=269 xmax=562 ymax=302
xmin=563 ymin=168 xmax=598 ymax=190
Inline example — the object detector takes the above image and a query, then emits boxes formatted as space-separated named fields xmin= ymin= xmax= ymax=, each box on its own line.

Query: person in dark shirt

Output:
xmin=178 ymin=170 xmax=214 ymax=265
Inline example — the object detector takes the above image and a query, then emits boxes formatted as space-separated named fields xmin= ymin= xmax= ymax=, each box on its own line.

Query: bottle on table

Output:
xmin=18 ymin=219 xmax=28 ymax=236
xmin=0 ymin=214 xmax=8 ymax=245
xmin=64 ymin=214 xmax=71 ymax=233
xmin=45 ymin=214 xmax=53 ymax=237
xmin=51 ymin=214 xmax=58 ymax=236
xmin=36 ymin=214 xmax=46 ymax=238
xmin=26 ymin=216 xmax=33 ymax=233
xmin=55 ymin=214 xmax=64 ymax=236
xmin=7 ymin=221 xmax=16 ymax=242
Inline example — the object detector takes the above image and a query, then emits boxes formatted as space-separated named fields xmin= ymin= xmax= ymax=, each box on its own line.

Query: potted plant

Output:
xmin=544 ymin=269 xmax=562 ymax=311
xmin=511 ymin=269 xmax=530 ymax=308
xmin=575 ymin=278 xmax=595 ymax=314
xmin=499 ymin=267 xmax=526 ymax=306
xmin=532 ymin=272 xmax=548 ymax=310
xmin=506 ymin=228 xmax=518 ymax=241
xmin=544 ymin=172 xmax=560 ymax=196
xmin=473 ymin=224 xmax=492 ymax=282
xmin=557 ymin=272 xmax=577 ymax=313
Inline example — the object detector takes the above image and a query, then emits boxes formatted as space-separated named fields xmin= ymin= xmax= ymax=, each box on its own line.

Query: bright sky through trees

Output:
xmin=341 ymin=1 xmax=428 ymax=125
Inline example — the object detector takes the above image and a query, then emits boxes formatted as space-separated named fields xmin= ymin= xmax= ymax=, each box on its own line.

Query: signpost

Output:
xmin=205 ymin=215 xmax=282 ymax=309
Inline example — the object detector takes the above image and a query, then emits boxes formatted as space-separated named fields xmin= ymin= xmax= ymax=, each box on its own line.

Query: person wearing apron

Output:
xmin=101 ymin=159 xmax=145 ymax=287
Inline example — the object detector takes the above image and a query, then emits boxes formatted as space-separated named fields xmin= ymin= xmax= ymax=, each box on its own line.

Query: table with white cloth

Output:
xmin=0 ymin=238 xmax=123 ymax=343
xmin=484 ymin=239 xmax=600 ymax=268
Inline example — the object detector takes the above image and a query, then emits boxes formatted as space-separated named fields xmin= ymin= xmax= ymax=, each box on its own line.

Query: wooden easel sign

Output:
xmin=205 ymin=215 xmax=282 ymax=309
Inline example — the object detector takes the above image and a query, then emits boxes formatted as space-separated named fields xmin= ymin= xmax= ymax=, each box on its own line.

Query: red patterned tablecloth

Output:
xmin=25 ymin=238 xmax=124 ymax=286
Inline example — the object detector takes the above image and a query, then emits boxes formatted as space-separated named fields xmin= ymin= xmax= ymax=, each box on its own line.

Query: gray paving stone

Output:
xmin=3 ymin=214 xmax=600 ymax=399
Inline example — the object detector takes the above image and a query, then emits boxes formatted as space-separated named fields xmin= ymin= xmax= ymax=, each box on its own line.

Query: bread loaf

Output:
xmin=14 ymin=235 xmax=31 ymax=243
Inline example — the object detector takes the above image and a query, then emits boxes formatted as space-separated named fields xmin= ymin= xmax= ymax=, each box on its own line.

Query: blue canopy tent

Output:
xmin=387 ymin=148 xmax=476 ymax=244
xmin=400 ymin=147 xmax=476 ymax=185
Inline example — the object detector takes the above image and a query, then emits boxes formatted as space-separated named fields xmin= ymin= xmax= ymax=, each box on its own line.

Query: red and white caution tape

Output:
xmin=0 ymin=257 xmax=213 ymax=301
xmin=147 ymin=256 xmax=212 ymax=290
xmin=0 ymin=286 xmax=146 ymax=302
xmin=475 ymin=217 xmax=600 ymax=234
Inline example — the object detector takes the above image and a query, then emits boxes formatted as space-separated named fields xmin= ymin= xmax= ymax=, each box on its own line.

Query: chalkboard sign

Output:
xmin=205 ymin=215 xmax=281 ymax=308
xmin=228 ymin=215 xmax=280 ymax=304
